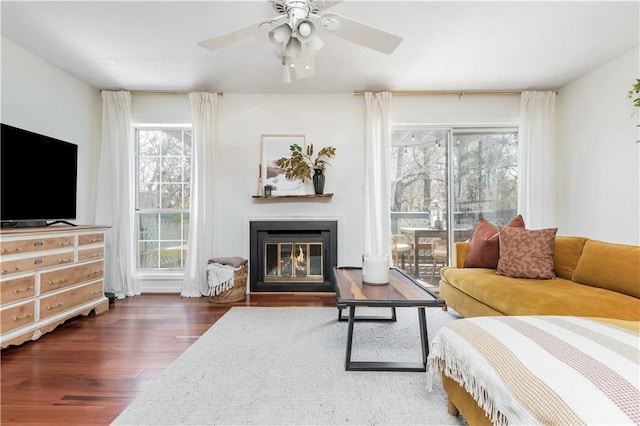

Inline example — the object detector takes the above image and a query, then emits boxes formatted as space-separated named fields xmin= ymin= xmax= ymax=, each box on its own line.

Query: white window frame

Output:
xmin=133 ymin=123 xmax=192 ymax=275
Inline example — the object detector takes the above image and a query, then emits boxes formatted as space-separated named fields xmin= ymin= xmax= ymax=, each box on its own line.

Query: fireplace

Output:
xmin=249 ymin=220 xmax=337 ymax=292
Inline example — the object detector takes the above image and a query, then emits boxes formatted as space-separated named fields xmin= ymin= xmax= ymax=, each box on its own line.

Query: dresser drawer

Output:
xmin=0 ymin=251 xmax=75 ymax=276
xmin=39 ymin=281 xmax=104 ymax=319
xmin=78 ymin=247 xmax=104 ymax=262
xmin=0 ymin=236 xmax=74 ymax=256
xmin=0 ymin=225 xmax=110 ymax=349
xmin=40 ymin=261 xmax=104 ymax=294
xmin=1 ymin=301 xmax=35 ymax=333
xmin=1 ymin=275 xmax=36 ymax=306
xmin=78 ymin=233 xmax=104 ymax=245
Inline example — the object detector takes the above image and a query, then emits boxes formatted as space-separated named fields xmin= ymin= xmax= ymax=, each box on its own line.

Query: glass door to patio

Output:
xmin=390 ymin=127 xmax=518 ymax=284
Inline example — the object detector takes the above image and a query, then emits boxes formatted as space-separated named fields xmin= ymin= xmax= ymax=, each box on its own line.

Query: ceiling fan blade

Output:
xmin=198 ymin=15 xmax=286 ymax=51
xmin=317 ymin=12 xmax=402 ymax=54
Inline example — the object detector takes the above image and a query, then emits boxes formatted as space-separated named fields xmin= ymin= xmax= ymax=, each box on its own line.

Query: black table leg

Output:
xmin=345 ymin=305 xmax=356 ymax=370
xmin=344 ymin=306 xmax=429 ymax=372
xmin=418 ymin=307 xmax=429 ymax=362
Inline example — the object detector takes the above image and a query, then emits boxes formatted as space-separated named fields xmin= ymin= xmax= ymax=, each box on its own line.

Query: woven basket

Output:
xmin=208 ymin=263 xmax=247 ymax=304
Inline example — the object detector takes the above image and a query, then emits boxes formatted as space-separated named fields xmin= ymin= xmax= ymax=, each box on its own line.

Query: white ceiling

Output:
xmin=1 ymin=1 xmax=638 ymax=94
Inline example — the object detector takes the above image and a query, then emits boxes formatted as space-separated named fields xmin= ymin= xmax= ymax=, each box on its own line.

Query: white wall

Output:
xmin=131 ymin=93 xmax=366 ymax=291
xmin=1 ymin=37 xmax=102 ymax=224
xmin=132 ymin=92 xmax=519 ymax=292
xmin=391 ymin=93 xmax=520 ymax=125
xmin=217 ymin=94 xmax=365 ymax=265
xmin=130 ymin=93 xmax=366 ymax=269
xmin=556 ymin=47 xmax=640 ymax=245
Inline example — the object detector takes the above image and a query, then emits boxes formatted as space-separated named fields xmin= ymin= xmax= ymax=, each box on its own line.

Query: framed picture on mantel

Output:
xmin=261 ymin=134 xmax=307 ymax=196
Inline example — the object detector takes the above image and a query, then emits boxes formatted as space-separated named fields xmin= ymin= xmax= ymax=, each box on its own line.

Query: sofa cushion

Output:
xmin=496 ymin=227 xmax=558 ymax=279
xmin=464 ymin=215 xmax=525 ymax=269
xmin=572 ymin=240 xmax=640 ymax=299
xmin=440 ymin=267 xmax=640 ymax=320
xmin=553 ymin=236 xmax=588 ymax=280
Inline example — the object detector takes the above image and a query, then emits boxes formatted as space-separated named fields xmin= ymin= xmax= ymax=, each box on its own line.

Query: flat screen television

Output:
xmin=1 ymin=123 xmax=78 ymax=228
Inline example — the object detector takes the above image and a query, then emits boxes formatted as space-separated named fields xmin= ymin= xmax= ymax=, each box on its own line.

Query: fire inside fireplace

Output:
xmin=250 ymin=220 xmax=337 ymax=292
xmin=264 ymin=242 xmax=324 ymax=282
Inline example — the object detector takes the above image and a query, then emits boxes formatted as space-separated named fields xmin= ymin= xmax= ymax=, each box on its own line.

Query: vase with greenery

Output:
xmin=275 ymin=143 xmax=336 ymax=193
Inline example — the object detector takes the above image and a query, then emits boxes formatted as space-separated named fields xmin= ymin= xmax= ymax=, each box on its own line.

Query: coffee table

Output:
xmin=332 ymin=266 xmax=446 ymax=372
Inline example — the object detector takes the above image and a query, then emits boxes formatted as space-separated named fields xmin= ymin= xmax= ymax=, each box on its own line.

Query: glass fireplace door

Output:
xmin=264 ymin=242 xmax=324 ymax=283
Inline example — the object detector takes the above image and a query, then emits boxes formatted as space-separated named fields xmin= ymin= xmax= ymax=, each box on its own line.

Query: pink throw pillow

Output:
xmin=496 ymin=227 xmax=558 ymax=279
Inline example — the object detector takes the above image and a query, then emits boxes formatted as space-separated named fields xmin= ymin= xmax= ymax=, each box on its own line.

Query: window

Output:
xmin=135 ymin=126 xmax=191 ymax=270
xmin=452 ymin=129 xmax=519 ymax=227
xmin=390 ymin=126 xmax=518 ymax=280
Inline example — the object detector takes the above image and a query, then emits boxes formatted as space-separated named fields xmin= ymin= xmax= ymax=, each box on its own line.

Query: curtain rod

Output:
xmin=127 ymin=90 xmax=224 ymax=96
xmin=353 ymin=90 xmax=522 ymax=96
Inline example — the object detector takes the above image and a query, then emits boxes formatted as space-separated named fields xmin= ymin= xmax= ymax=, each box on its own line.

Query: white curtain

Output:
xmin=96 ymin=91 xmax=139 ymax=298
xmin=363 ymin=91 xmax=392 ymax=260
xmin=518 ymin=91 xmax=557 ymax=229
xmin=181 ymin=92 xmax=219 ymax=297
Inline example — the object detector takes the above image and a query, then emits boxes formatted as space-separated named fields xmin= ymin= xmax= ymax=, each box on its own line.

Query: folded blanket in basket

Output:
xmin=207 ymin=263 xmax=237 ymax=296
xmin=208 ymin=256 xmax=247 ymax=268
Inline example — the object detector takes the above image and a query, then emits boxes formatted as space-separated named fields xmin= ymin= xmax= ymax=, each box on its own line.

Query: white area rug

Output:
xmin=112 ymin=306 xmax=466 ymax=425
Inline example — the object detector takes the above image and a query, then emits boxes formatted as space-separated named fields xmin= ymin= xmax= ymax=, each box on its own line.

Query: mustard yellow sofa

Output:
xmin=437 ymin=236 xmax=639 ymax=425
xmin=440 ymin=236 xmax=640 ymax=321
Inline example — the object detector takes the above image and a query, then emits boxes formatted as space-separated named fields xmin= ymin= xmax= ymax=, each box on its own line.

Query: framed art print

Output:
xmin=261 ymin=134 xmax=307 ymax=196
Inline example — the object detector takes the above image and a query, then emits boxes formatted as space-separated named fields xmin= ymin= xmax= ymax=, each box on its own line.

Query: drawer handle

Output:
xmin=57 ymin=258 xmax=74 ymax=264
xmin=33 ymin=240 xmax=44 ymax=247
xmin=33 ymin=258 xmax=43 ymax=265
xmin=47 ymin=302 xmax=64 ymax=310
xmin=87 ymin=238 xmax=101 ymax=243
xmin=2 ymin=267 xmax=22 ymax=273
xmin=13 ymin=286 xmax=33 ymax=293
xmin=1 ymin=248 xmax=21 ymax=254
xmin=90 ymin=290 xmax=101 ymax=295
xmin=90 ymin=269 xmax=103 ymax=275
xmin=57 ymin=241 xmax=72 ymax=246
xmin=87 ymin=253 xmax=101 ymax=258
xmin=48 ymin=279 xmax=67 ymax=285
xmin=13 ymin=313 xmax=33 ymax=321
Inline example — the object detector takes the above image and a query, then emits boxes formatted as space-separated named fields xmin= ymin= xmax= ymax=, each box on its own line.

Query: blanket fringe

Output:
xmin=427 ymin=342 xmax=508 ymax=426
xmin=212 ymin=278 xmax=234 ymax=296
xmin=206 ymin=263 xmax=236 ymax=297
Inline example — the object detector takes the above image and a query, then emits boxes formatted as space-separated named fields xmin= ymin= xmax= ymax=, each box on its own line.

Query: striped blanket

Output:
xmin=426 ymin=316 xmax=640 ymax=425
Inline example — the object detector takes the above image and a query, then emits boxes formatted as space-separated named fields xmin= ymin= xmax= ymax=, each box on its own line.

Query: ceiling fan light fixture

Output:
xmin=305 ymin=33 xmax=325 ymax=53
xmin=269 ymin=24 xmax=292 ymax=45
xmin=297 ymin=20 xmax=312 ymax=37
xmin=284 ymin=37 xmax=302 ymax=58
xmin=294 ymin=19 xmax=316 ymax=43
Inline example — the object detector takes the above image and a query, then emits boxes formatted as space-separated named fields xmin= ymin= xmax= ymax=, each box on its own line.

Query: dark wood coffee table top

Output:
xmin=332 ymin=266 xmax=444 ymax=308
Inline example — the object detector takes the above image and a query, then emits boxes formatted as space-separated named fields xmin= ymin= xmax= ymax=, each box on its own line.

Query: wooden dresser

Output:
xmin=0 ymin=225 xmax=110 ymax=349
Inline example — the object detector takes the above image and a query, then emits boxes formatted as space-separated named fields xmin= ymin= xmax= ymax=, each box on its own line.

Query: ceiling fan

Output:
xmin=197 ymin=0 xmax=403 ymax=82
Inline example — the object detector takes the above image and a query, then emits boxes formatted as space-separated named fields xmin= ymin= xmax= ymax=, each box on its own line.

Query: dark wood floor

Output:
xmin=0 ymin=293 xmax=336 ymax=425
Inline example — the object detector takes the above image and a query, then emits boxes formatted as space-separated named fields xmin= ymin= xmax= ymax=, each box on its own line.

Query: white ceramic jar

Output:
xmin=362 ymin=254 xmax=390 ymax=285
